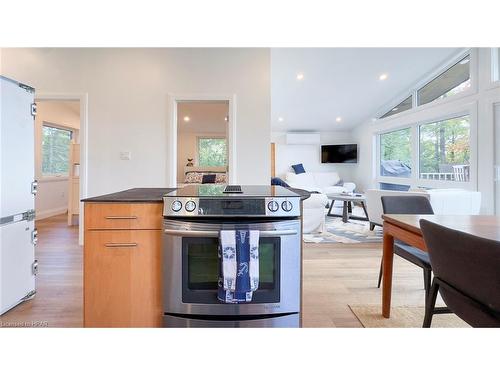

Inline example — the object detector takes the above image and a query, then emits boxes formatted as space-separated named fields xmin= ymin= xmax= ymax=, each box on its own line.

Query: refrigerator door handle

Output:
xmin=31 ymin=180 xmax=38 ymax=195
xmin=32 ymin=260 xmax=39 ymax=276
xmin=31 ymin=228 xmax=38 ymax=245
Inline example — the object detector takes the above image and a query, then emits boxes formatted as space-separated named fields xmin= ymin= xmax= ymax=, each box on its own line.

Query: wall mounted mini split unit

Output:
xmin=285 ymin=133 xmax=320 ymax=145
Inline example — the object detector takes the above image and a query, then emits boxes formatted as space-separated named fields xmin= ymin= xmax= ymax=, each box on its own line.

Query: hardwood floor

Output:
xmin=1 ymin=214 xmax=430 ymax=328
xmin=301 ymin=242 xmax=430 ymax=327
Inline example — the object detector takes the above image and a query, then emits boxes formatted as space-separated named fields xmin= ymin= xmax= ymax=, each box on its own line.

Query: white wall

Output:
xmin=271 ymin=131 xmax=356 ymax=182
xmin=35 ymin=100 xmax=80 ymax=219
xmin=352 ymin=48 xmax=500 ymax=214
xmin=0 ymin=48 xmax=271 ymax=197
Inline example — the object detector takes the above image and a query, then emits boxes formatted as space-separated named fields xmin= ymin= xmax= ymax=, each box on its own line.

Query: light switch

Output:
xmin=120 ymin=151 xmax=131 ymax=160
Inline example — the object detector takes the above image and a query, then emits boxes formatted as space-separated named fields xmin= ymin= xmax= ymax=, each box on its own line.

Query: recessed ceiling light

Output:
xmin=392 ymin=107 xmax=399 ymax=111
xmin=278 ymin=117 xmax=284 ymax=122
xmin=379 ymin=73 xmax=388 ymax=81
xmin=296 ymin=73 xmax=304 ymax=81
xmin=183 ymin=116 xmax=190 ymax=122
xmin=460 ymin=58 xmax=470 ymax=65
xmin=224 ymin=116 xmax=228 ymax=122
xmin=336 ymin=117 xmax=342 ymax=122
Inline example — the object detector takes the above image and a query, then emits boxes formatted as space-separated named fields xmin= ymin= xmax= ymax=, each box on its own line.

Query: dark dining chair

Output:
xmin=377 ymin=196 xmax=434 ymax=301
xmin=420 ymin=219 xmax=500 ymax=328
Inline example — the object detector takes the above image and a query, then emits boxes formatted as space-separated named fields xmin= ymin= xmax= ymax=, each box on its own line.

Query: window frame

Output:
xmin=196 ymin=136 xmax=228 ymax=167
xmin=39 ymin=122 xmax=73 ymax=181
xmin=376 ymin=104 xmax=477 ymax=190
xmin=375 ymin=49 xmax=475 ymax=121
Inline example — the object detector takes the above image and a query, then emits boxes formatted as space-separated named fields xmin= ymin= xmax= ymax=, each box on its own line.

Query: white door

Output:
xmin=0 ymin=220 xmax=36 ymax=314
xmin=0 ymin=77 xmax=35 ymax=217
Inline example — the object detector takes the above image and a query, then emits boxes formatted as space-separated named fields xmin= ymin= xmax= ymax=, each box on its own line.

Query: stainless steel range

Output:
xmin=162 ymin=185 xmax=302 ymax=328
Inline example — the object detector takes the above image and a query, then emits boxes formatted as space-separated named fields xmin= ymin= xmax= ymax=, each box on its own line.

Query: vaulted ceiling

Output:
xmin=271 ymin=48 xmax=463 ymax=132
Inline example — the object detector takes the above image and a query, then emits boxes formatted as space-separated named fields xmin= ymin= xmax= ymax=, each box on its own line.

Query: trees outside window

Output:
xmin=42 ymin=125 xmax=72 ymax=176
xmin=419 ymin=115 xmax=470 ymax=181
xmin=198 ymin=138 xmax=227 ymax=167
xmin=379 ymin=128 xmax=412 ymax=177
xmin=378 ymin=115 xmax=471 ymax=184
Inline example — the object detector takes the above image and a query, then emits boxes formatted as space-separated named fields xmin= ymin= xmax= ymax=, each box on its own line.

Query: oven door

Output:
xmin=163 ymin=218 xmax=301 ymax=316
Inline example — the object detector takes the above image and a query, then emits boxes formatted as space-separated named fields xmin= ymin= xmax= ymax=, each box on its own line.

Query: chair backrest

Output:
xmin=420 ymin=219 xmax=500 ymax=325
xmin=381 ymin=195 xmax=434 ymax=215
xmin=365 ymin=189 xmax=430 ymax=226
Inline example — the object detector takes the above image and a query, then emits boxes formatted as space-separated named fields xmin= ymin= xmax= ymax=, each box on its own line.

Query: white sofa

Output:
xmin=365 ymin=188 xmax=482 ymax=229
xmin=302 ymin=193 xmax=329 ymax=233
xmin=285 ymin=172 xmax=356 ymax=196
xmin=285 ymin=172 xmax=356 ymax=233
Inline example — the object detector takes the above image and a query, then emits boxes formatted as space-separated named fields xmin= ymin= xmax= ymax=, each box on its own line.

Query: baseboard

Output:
xmin=36 ymin=207 xmax=68 ymax=220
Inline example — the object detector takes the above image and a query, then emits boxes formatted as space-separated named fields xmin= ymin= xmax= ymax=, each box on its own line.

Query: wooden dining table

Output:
xmin=381 ymin=214 xmax=500 ymax=318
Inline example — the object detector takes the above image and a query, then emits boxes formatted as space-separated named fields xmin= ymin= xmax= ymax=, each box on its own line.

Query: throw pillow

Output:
xmin=215 ymin=173 xmax=227 ymax=183
xmin=202 ymin=174 xmax=216 ymax=184
xmin=292 ymin=163 xmax=306 ymax=174
xmin=271 ymin=177 xmax=290 ymax=187
xmin=185 ymin=172 xmax=203 ymax=183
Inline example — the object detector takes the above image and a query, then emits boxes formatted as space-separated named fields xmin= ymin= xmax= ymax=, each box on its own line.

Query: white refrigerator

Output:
xmin=0 ymin=75 xmax=38 ymax=315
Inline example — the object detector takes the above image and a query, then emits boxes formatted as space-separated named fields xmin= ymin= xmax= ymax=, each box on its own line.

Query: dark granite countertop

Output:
xmin=82 ymin=188 xmax=177 ymax=203
xmin=82 ymin=186 xmax=310 ymax=203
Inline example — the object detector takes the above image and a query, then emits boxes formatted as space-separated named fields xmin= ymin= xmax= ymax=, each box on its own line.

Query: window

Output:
xmin=379 ymin=128 xmax=412 ymax=178
xmin=417 ymin=55 xmax=471 ymax=106
xmin=42 ymin=125 xmax=72 ymax=177
xmin=419 ymin=115 xmax=470 ymax=182
xmin=380 ymin=96 xmax=413 ymax=119
xmin=493 ymin=48 xmax=500 ymax=82
xmin=198 ymin=138 xmax=227 ymax=167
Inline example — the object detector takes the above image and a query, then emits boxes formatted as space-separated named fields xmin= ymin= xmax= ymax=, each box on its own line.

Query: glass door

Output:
xmin=182 ymin=236 xmax=281 ymax=304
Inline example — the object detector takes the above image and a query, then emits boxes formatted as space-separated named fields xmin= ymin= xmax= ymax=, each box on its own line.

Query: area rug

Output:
xmin=303 ymin=212 xmax=382 ymax=244
xmin=348 ymin=305 xmax=470 ymax=328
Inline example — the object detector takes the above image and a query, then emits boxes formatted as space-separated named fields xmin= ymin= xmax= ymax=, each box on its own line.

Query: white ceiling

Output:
xmin=177 ymin=101 xmax=229 ymax=134
xmin=271 ymin=48 xmax=463 ymax=131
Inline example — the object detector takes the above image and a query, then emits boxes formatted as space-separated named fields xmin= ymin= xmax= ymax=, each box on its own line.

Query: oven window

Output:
xmin=182 ymin=237 xmax=281 ymax=303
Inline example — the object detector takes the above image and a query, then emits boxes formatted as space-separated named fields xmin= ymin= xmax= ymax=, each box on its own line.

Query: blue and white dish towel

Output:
xmin=218 ymin=230 xmax=259 ymax=303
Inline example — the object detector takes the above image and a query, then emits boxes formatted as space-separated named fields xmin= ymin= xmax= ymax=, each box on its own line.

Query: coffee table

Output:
xmin=327 ymin=193 xmax=368 ymax=223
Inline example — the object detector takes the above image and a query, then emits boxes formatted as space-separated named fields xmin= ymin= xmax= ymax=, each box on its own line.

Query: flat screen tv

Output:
xmin=321 ymin=144 xmax=358 ymax=164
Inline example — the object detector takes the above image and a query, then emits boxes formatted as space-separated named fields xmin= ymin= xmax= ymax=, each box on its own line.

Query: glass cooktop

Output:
xmin=165 ymin=185 xmax=299 ymax=198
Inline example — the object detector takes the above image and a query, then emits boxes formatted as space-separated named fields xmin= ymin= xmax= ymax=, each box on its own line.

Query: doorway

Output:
xmin=34 ymin=100 xmax=81 ymax=227
xmin=35 ymin=94 xmax=88 ymax=245
xmin=168 ymin=95 xmax=236 ymax=187
xmin=176 ymin=101 xmax=229 ymax=187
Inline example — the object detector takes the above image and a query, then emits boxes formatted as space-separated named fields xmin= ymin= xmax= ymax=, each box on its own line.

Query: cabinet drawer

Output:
xmin=84 ymin=203 xmax=162 ymax=230
xmin=84 ymin=230 xmax=162 ymax=327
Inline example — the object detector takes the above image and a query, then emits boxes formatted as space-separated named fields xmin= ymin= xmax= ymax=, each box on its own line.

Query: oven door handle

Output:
xmin=163 ymin=229 xmax=298 ymax=238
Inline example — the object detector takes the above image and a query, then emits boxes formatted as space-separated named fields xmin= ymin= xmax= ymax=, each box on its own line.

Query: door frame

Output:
xmin=167 ymin=94 xmax=237 ymax=187
xmin=35 ymin=93 xmax=88 ymax=245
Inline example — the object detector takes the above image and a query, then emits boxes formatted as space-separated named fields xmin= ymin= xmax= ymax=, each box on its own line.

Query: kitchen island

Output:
xmin=83 ymin=187 xmax=307 ymax=328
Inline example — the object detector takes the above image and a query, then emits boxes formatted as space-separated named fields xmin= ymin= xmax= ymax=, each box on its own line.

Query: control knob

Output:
xmin=282 ymin=200 xmax=293 ymax=212
xmin=171 ymin=200 xmax=182 ymax=212
xmin=267 ymin=200 xmax=280 ymax=212
xmin=185 ymin=200 xmax=197 ymax=212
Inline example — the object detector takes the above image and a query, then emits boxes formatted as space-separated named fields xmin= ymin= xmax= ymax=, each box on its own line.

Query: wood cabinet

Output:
xmin=84 ymin=203 xmax=162 ymax=327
